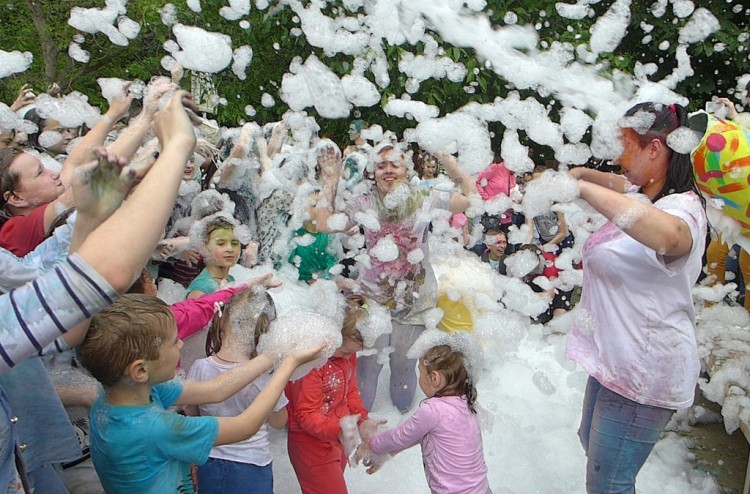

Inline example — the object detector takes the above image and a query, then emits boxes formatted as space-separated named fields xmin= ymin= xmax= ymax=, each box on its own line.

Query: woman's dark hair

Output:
xmin=623 ymin=102 xmax=703 ymax=205
xmin=23 ymin=108 xmax=47 ymax=153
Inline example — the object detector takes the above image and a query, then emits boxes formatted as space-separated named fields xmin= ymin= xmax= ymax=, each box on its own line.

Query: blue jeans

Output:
xmin=197 ymin=458 xmax=273 ymax=494
xmin=578 ymin=377 xmax=674 ymax=494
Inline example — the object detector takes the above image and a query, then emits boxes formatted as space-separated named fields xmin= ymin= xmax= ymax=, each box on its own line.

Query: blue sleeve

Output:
xmin=150 ymin=381 xmax=219 ymax=464
xmin=151 ymin=410 xmax=219 ymax=465
xmin=152 ymin=380 xmax=185 ymax=409
xmin=0 ymin=220 xmax=72 ymax=292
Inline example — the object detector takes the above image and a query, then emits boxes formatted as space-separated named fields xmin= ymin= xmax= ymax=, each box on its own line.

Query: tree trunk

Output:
xmin=25 ymin=0 xmax=57 ymax=84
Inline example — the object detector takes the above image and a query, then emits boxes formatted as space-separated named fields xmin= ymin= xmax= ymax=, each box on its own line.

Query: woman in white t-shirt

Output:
xmin=566 ymin=102 xmax=707 ymax=494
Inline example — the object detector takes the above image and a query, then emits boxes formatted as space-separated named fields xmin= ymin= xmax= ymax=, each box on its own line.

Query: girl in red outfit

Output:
xmin=285 ymin=295 xmax=379 ymax=494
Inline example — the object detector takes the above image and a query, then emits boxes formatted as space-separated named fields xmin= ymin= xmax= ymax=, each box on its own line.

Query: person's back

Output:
xmin=89 ymin=380 xmax=216 ymax=494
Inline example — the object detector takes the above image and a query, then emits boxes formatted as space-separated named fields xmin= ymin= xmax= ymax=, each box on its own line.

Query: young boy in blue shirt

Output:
xmin=77 ymin=293 xmax=323 ymax=494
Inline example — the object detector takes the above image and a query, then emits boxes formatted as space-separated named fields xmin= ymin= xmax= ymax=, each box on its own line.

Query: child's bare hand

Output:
xmin=244 ymin=272 xmax=282 ymax=290
xmin=73 ymin=148 xmax=137 ymax=222
xmin=142 ymin=77 xmax=177 ymax=118
xmin=289 ymin=341 xmax=327 ymax=366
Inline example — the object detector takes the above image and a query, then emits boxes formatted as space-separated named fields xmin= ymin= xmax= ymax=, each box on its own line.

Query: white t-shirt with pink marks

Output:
xmin=566 ymin=191 xmax=707 ymax=409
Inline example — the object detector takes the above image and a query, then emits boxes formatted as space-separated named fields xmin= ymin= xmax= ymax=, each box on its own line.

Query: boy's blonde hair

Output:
xmin=77 ymin=294 xmax=176 ymax=387
xmin=423 ymin=345 xmax=478 ymax=413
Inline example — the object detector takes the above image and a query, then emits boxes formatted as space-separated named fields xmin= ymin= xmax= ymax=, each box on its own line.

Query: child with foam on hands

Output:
xmin=186 ymin=284 xmax=285 ymax=494
xmin=285 ymin=295 xmax=388 ymax=494
xmin=356 ymin=329 xmax=491 ymax=494
xmin=75 ymin=293 xmax=325 ymax=494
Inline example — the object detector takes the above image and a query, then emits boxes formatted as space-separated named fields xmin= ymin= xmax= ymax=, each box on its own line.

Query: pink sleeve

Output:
xmin=370 ymin=400 xmax=437 ymax=455
xmin=170 ymin=285 xmax=244 ymax=340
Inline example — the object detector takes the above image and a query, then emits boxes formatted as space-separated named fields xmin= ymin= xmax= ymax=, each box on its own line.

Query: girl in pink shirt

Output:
xmin=363 ymin=344 xmax=491 ymax=494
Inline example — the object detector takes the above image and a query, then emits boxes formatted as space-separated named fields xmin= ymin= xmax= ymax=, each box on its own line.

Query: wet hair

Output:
xmin=0 ymin=148 xmax=23 ymax=226
xmin=77 ymin=294 xmax=175 ymax=387
xmin=422 ymin=345 xmax=477 ymax=413
xmin=342 ymin=294 xmax=367 ymax=345
xmin=623 ymin=102 xmax=703 ymax=204
xmin=205 ymin=288 xmax=277 ymax=357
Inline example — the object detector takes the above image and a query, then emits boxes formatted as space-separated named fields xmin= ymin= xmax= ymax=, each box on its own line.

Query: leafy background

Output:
xmin=1 ymin=0 xmax=748 ymax=155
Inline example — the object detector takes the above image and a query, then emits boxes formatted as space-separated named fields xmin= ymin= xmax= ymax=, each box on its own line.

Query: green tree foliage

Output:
xmin=1 ymin=0 xmax=748 ymax=150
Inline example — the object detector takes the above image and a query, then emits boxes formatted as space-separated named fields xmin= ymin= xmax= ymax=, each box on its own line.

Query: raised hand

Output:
xmin=10 ymin=84 xmax=36 ymax=112
xmin=288 ymin=341 xmax=328 ymax=367
xmin=244 ymin=272 xmax=282 ymax=290
xmin=142 ymin=77 xmax=178 ymax=119
xmin=153 ymin=90 xmax=197 ymax=150
xmin=105 ymin=88 xmax=134 ymax=122
xmin=73 ymin=147 xmax=137 ymax=223
xmin=317 ymin=140 xmax=343 ymax=179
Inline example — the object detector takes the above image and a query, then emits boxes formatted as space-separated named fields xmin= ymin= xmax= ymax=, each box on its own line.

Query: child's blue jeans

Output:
xmin=196 ymin=458 xmax=272 ymax=494
xmin=578 ymin=377 xmax=674 ymax=494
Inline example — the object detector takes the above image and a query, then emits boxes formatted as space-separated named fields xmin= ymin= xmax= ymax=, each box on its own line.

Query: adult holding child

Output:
xmin=315 ymin=140 xmax=477 ymax=413
xmin=566 ymin=102 xmax=707 ymax=493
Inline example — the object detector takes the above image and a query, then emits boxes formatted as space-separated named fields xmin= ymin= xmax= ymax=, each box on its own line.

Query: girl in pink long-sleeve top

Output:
xmin=364 ymin=345 xmax=491 ymax=494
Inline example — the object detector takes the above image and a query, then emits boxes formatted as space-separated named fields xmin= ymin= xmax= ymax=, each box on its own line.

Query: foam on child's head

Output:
xmin=407 ymin=328 xmax=484 ymax=385
xmin=208 ymin=284 xmax=276 ymax=357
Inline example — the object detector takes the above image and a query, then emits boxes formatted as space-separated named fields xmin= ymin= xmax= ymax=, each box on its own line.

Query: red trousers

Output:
xmin=287 ymin=435 xmax=348 ymax=494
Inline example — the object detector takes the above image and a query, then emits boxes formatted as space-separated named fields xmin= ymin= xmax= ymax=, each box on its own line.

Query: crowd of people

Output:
xmin=0 ymin=71 xmax=747 ymax=494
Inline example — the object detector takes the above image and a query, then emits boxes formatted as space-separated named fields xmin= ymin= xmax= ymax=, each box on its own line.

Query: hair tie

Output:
xmin=214 ymin=301 xmax=225 ymax=318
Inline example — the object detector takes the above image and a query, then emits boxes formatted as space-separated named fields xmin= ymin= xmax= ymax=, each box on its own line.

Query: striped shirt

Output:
xmin=0 ymin=253 xmax=118 ymax=373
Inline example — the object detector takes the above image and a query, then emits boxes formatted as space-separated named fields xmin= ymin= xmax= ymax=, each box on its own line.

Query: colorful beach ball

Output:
xmin=691 ymin=115 xmax=750 ymax=236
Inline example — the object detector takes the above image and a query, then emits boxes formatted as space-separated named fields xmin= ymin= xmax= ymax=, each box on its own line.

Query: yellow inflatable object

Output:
xmin=436 ymin=293 xmax=473 ymax=333
xmin=691 ymin=115 xmax=750 ymax=236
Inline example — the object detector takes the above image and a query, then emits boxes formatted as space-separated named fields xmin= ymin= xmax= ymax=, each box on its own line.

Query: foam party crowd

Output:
xmin=1 ymin=1 xmax=750 ymax=493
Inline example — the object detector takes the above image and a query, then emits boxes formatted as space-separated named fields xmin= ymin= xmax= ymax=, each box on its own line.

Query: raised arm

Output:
xmin=74 ymin=90 xmax=198 ymax=292
xmin=314 ymin=143 xmax=350 ymax=233
xmin=569 ymin=167 xmax=630 ymax=194
xmin=435 ymin=152 xmax=479 ymax=214
xmin=176 ymin=354 xmax=275 ymax=406
xmin=60 ymin=93 xmax=133 ymax=184
xmin=577 ymin=180 xmax=693 ymax=256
